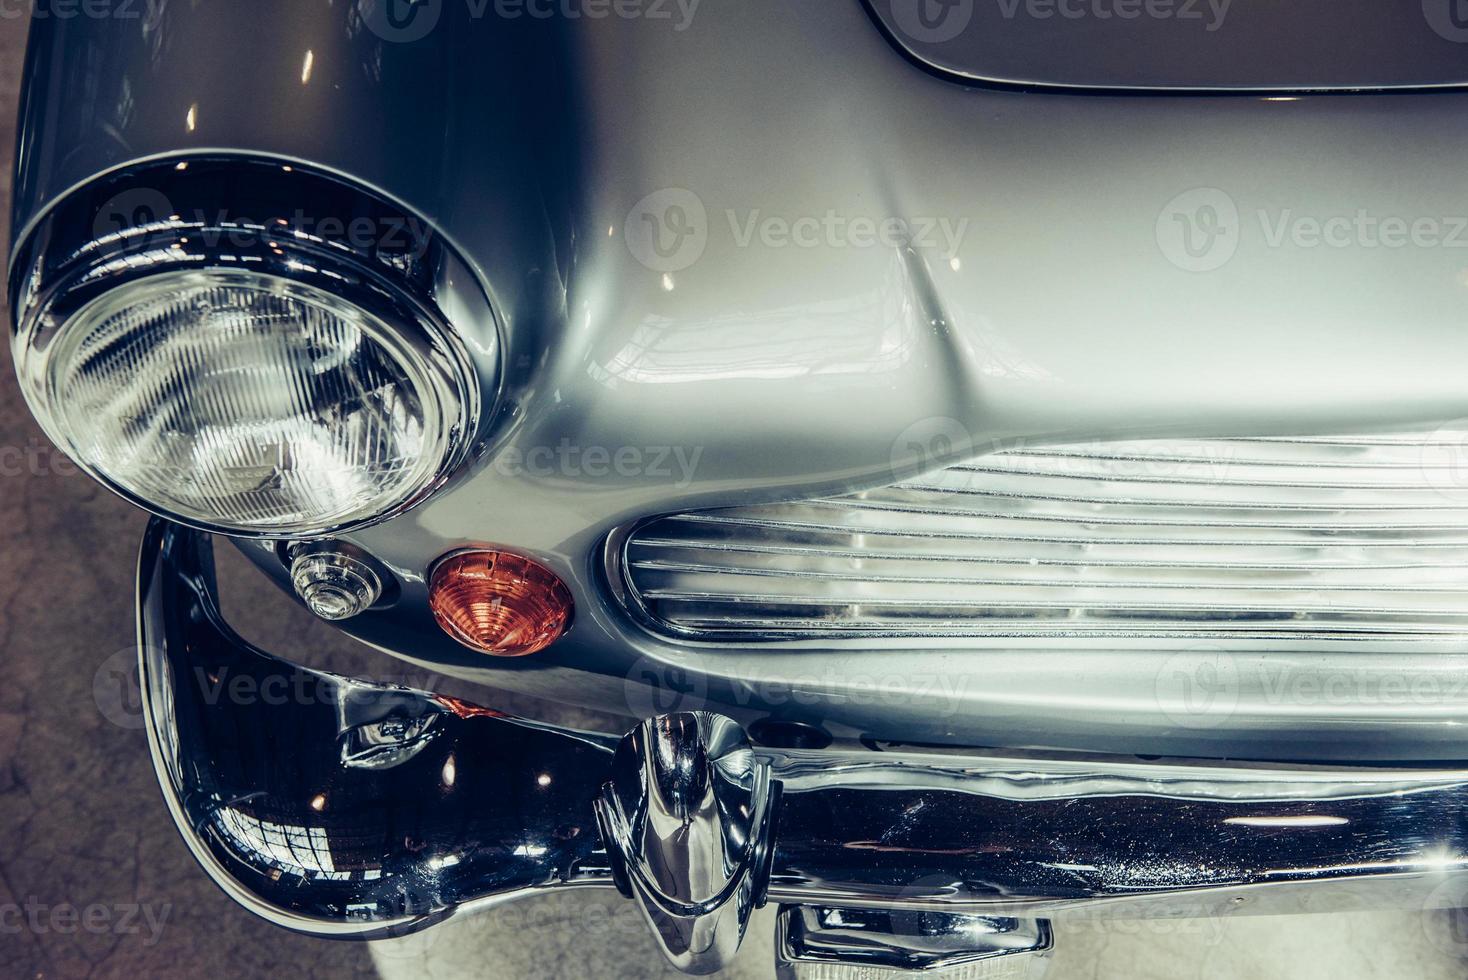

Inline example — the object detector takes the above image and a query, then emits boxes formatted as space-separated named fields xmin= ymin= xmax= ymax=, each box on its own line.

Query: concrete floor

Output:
xmin=3 ymin=11 xmax=1468 ymax=980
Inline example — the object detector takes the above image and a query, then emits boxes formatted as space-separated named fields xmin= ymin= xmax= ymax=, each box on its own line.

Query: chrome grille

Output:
xmin=616 ymin=433 xmax=1468 ymax=641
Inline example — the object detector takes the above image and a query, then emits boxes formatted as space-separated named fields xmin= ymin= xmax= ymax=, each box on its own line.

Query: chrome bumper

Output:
xmin=139 ymin=519 xmax=1468 ymax=974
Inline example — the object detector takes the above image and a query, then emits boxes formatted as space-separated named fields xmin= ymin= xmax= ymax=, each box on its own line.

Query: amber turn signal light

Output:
xmin=428 ymin=550 xmax=574 ymax=657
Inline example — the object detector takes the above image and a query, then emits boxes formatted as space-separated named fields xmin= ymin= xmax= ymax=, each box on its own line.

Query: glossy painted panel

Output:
xmin=15 ymin=0 xmax=1468 ymax=760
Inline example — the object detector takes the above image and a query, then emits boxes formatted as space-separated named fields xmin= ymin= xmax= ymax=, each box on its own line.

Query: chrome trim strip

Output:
xmin=615 ymin=433 xmax=1468 ymax=643
xmin=761 ymin=746 xmax=1468 ymax=913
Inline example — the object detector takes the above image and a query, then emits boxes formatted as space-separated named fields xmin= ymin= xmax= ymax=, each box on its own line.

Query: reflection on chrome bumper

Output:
xmin=139 ymin=518 xmax=1468 ymax=974
xmin=775 ymin=906 xmax=1054 ymax=979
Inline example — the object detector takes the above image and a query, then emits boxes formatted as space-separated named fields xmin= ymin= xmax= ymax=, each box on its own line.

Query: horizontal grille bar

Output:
xmin=616 ymin=432 xmax=1468 ymax=641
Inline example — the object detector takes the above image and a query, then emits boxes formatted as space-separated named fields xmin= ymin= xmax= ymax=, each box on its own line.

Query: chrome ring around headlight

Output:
xmin=8 ymin=157 xmax=498 ymax=538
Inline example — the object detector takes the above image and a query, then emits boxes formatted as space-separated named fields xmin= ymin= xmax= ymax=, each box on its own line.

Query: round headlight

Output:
xmin=10 ymin=160 xmax=490 ymax=536
xmin=37 ymin=269 xmax=460 ymax=533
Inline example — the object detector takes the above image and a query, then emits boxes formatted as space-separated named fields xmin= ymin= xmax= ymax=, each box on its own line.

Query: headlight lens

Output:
xmin=10 ymin=160 xmax=489 ymax=537
xmin=37 ymin=269 xmax=457 ymax=534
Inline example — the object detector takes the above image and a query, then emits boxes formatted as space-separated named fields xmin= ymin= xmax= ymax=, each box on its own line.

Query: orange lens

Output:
xmin=428 ymin=550 xmax=574 ymax=657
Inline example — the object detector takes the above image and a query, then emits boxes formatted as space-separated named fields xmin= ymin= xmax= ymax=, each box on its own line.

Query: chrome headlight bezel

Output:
xmin=8 ymin=157 xmax=498 ymax=539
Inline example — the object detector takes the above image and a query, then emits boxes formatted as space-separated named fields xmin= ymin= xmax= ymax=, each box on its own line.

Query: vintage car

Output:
xmin=11 ymin=0 xmax=1468 ymax=975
